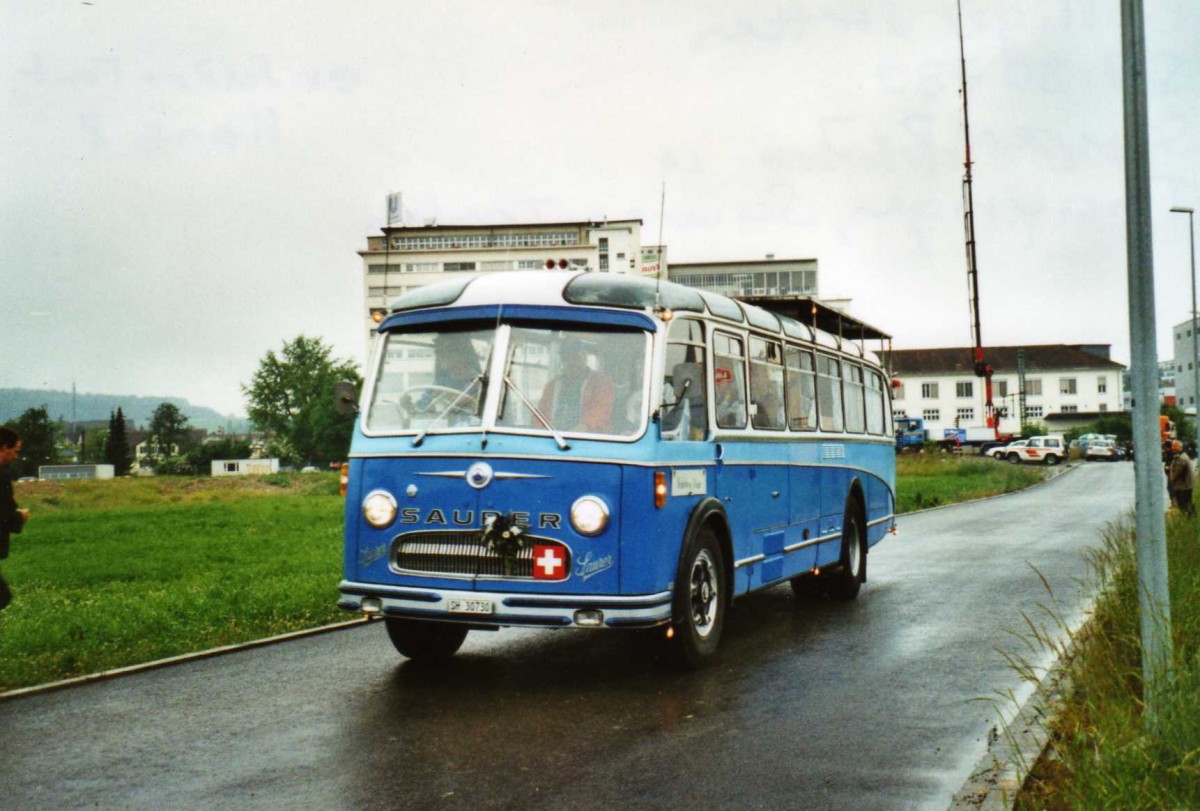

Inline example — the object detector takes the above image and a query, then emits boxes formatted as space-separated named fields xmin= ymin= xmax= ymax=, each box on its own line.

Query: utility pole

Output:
xmin=1121 ymin=0 xmax=1173 ymax=727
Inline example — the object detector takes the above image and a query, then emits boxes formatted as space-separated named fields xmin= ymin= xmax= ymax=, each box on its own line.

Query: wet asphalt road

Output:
xmin=0 ymin=462 xmax=1134 ymax=810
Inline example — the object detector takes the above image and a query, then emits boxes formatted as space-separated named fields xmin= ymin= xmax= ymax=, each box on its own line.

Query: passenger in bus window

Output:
xmin=751 ymin=369 xmax=785 ymax=430
xmin=540 ymin=339 xmax=615 ymax=433
xmin=714 ymin=366 xmax=746 ymax=428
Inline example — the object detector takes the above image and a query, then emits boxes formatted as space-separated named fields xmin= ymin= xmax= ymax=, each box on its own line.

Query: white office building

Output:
xmin=1171 ymin=315 xmax=1200 ymax=412
xmin=358 ymin=218 xmax=659 ymax=339
xmin=890 ymin=344 xmax=1126 ymax=439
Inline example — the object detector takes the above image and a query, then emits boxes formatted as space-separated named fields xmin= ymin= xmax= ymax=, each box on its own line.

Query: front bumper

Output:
xmin=338 ymin=580 xmax=673 ymax=629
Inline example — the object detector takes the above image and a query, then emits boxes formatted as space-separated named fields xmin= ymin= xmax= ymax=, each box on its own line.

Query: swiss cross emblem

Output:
xmin=533 ymin=545 xmax=567 ymax=580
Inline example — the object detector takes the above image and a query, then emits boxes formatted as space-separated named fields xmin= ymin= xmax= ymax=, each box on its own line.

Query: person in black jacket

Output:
xmin=0 ymin=427 xmax=30 ymax=611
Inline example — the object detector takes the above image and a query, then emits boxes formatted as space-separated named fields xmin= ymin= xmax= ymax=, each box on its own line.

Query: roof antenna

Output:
xmin=654 ymin=181 xmax=671 ymax=322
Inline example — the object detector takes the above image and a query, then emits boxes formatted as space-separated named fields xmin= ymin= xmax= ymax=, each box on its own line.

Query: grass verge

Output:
xmin=0 ymin=474 xmax=346 ymax=692
xmin=1015 ymin=513 xmax=1200 ymax=809
xmin=895 ymin=452 xmax=1047 ymax=513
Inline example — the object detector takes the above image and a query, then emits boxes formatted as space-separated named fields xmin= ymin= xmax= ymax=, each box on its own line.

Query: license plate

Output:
xmin=448 ymin=598 xmax=493 ymax=615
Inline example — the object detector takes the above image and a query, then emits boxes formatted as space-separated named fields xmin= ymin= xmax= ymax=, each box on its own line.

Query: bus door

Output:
xmin=712 ymin=331 xmax=789 ymax=591
xmin=783 ymin=347 xmax=822 ymax=577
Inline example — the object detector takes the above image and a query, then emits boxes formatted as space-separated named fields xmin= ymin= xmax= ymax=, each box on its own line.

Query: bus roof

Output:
xmin=383 ymin=271 xmax=888 ymax=359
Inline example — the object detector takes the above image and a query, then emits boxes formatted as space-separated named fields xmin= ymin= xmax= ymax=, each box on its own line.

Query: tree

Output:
xmin=80 ymin=427 xmax=109 ymax=464
xmin=105 ymin=408 xmax=132 ymax=475
xmin=149 ymin=402 xmax=193 ymax=457
xmin=5 ymin=406 xmax=60 ymax=478
xmin=244 ymin=335 xmax=361 ymax=466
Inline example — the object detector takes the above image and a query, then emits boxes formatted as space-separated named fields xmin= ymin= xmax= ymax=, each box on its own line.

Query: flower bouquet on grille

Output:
xmin=481 ymin=513 xmax=527 ymax=576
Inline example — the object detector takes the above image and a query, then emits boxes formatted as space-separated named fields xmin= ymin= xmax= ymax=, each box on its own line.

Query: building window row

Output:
xmin=389 ymin=231 xmax=581 ymax=251
xmin=672 ymin=270 xmax=817 ymax=298
xmin=371 ymin=258 xmax=593 ymax=275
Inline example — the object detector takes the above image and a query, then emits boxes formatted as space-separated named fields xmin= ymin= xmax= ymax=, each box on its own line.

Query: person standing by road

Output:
xmin=1169 ymin=440 xmax=1196 ymax=517
xmin=0 ymin=427 xmax=31 ymax=611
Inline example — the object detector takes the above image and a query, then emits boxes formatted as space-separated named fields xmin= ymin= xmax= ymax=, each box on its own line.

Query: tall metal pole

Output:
xmin=956 ymin=0 xmax=995 ymax=432
xmin=1121 ymin=0 xmax=1173 ymax=726
xmin=1170 ymin=207 xmax=1197 ymax=442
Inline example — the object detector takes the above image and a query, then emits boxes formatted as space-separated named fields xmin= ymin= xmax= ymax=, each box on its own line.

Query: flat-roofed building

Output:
xmin=358 ymin=218 xmax=657 ymax=339
xmin=890 ymin=344 xmax=1126 ymax=439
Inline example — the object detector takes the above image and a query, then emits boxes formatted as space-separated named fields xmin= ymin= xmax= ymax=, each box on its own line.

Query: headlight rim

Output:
xmin=362 ymin=489 xmax=399 ymax=529
xmin=570 ymin=495 xmax=610 ymax=537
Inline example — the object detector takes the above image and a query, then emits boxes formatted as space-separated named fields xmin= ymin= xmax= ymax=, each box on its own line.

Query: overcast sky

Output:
xmin=4 ymin=1 xmax=1198 ymax=416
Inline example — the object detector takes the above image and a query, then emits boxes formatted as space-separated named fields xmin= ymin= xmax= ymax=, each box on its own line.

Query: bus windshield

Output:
xmin=366 ymin=327 xmax=493 ymax=433
xmin=365 ymin=323 xmax=649 ymax=439
xmin=496 ymin=326 xmax=647 ymax=437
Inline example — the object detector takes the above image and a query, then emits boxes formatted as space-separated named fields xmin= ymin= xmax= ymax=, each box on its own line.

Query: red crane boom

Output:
xmin=957 ymin=0 xmax=996 ymax=432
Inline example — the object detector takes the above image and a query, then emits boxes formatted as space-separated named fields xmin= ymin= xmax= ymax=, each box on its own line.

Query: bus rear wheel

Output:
xmin=669 ymin=527 xmax=726 ymax=668
xmin=825 ymin=503 xmax=865 ymax=601
xmin=384 ymin=618 xmax=469 ymax=661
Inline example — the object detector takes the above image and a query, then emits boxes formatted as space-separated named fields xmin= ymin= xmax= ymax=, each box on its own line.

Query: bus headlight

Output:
xmin=362 ymin=490 xmax=398 ymax=528
xmin=570 ymin=496 xmax=609 ymax=536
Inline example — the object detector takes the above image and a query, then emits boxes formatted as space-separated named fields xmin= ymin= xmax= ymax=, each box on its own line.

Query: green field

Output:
xmin=0 ymin=474 xmax=347 ymax=691
xmin=0 ymin=457 xmax=1046 ymax=692
xmin=895 ymin=452 xmax=1046 ymax=512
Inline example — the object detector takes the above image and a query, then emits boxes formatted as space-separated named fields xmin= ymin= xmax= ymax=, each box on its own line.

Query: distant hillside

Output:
xmin=0 ymin=388 xmax=249 ymax=432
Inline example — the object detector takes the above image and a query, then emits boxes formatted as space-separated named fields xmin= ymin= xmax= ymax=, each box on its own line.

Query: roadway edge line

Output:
xmin=0 ymin=616 xmax=373 ymax=702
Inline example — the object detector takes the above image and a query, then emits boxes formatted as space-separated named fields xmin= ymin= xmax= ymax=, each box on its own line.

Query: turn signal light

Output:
xmin=339 ymin=463 xmax=349 ymax=497
xmin=654 ymin=471 xmax=667 ymax=508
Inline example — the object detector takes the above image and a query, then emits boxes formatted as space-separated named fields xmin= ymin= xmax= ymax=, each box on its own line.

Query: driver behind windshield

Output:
xmin=434 ymin=333 xmax=481 ymax=391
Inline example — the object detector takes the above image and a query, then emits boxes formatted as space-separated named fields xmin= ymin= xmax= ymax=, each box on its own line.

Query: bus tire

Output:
xmin=825 ymin=502 xmax=865 ymax=601
xmin=669 ymin=527 xmax=726 ymax=668
xmin=384 ymin=618 xmax=469 ymax=661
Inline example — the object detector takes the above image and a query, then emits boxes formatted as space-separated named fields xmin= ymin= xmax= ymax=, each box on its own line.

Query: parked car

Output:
xmin=1004 ymin=435 xmax=1067 ymax=466
xmin=1085 ymin=440 xmax=1124 ymax=462
xmin=986 ymin=439 xmax=1027 ymax=460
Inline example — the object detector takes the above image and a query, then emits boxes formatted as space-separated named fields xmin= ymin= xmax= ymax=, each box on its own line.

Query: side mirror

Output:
xmin=334 ymin=380 xmax=360 ymax=415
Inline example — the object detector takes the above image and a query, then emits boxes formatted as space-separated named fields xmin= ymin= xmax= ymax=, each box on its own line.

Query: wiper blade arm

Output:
xmin=412 ymin=375 xmax=485 ymax=448
xmin=503 ymin=374 xmax=569 ymax=450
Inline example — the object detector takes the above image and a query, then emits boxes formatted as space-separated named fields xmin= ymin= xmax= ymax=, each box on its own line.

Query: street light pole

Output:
xmin=1171 ymin=205 xmax=1197 ymax=448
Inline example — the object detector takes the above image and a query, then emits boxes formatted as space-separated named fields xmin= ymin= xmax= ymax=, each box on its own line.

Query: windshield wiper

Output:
xmin=412 ymin=374 xmax=486 ymax=448
xmin=503 ymin=374 xmax=570 ymax=450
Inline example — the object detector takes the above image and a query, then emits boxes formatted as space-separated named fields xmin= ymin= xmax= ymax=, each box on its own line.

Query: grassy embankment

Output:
xmin=0 ymin=456 xmax=1046 ymax=692
xmin=1015 ymin=512 xmax=1200 ymax=809
xmin=894 ymin=452 xmax=1046 ymax=513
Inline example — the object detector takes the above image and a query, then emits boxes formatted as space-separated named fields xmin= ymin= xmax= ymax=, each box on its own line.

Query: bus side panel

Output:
xmin=617 ymin=466 xmax=694 ymax=596
xmin=816 ymin=463 xmax=851 ymax=568
xmin=785 ymin=460 xmax=822 ymax=578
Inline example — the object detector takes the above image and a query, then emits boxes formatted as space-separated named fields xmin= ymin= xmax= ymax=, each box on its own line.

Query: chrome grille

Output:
xmin=392 ymin=531 xmax=567 ymax=578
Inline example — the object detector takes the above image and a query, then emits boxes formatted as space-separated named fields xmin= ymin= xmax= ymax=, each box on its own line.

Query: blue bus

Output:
xmin=338 ymin=271 xmax=896 ymax=666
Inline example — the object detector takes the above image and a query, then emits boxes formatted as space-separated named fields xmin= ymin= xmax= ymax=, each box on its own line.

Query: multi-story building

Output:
xmin=890 ymin=344 xmax=1126 ymax=439
xmin=358 ymin=218 xmax=658 ymax=338
xmin=666 ymin=257 xmax=818 ymax=299
xmin=1171 ymin=315 xmax=1200 ymax=412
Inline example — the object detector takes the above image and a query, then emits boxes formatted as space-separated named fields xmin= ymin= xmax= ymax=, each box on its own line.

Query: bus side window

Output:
xmin=843 ymin=363 xmax=866 ymax=434
xmin=816 ymin=354 xmax=844 ymax=432
xmin=662 ymin=320 xmax=707 ymax=441
xmin=865 ymin=370 xmax=886 ymax=435
xmin=749 ymin=337 xmax=785 ymax=430
xmin=785 ymin=347 xmax=817 ymax=431
xmin=714 ymin=333 xmax=747 ymax=429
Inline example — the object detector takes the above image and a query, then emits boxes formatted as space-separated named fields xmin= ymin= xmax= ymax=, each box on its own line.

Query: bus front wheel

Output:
xmin=825 ymin=503 xmax=865 ymax=601
xmin=669 ymin=527 xmax=726 ymax=668
xmin=384 ymin=617 xmax=469 ymax=661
